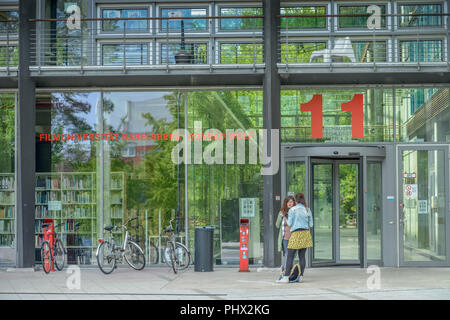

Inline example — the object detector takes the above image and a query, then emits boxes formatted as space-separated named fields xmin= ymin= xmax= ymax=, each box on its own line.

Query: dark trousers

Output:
xmin=282 ymin=239 xmax=289 ymax=270
xmin=284 ymin=248 xmax=307 ymax=277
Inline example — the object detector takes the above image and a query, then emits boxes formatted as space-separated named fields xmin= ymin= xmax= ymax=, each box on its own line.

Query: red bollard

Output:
xmin=43 ymin=219 xmax=55 ymax=272
xmin=239 ymin=219 xmax=249 ymax=272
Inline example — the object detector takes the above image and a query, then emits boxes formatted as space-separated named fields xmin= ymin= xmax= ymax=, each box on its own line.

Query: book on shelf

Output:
xmin=0 ymin=207 xmax=14 ymax=218
xmin=0 ymin=220 xmax=14 ymax=232
xmin=35 ymin=234 xmax=44 ymax=247
xmin=35 ymin=191 xmax=60 ymax=204
xmin=62 ymin=191 xmax=92 ymax=203
xmin=36 ymin=176 xmax=60 ymax=189
xmin=35 ymin=206 xmax=61 ymax=219
xmin=63 ymin=206 xmax=92 ymax=218
xmin=0 ymin=234 xmax=14 ymax=246
xmin=0 ymin=176 xmax=14 ymax=190
xmin=63 ymin=175 xmax=92 ymax=189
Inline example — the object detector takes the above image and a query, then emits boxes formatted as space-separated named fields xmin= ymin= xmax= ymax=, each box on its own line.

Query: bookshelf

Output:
xmin=34 ymin=172 xmax=125 ymax=265
xmin=0 ymin=173 xmax=15 ymax=248
xmin=109 ymin=172 xmax=126 ymax=245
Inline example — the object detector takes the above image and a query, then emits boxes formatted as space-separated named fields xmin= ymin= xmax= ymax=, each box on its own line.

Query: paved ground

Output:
xmin=0 ymin=265 xmax=450 ymax=300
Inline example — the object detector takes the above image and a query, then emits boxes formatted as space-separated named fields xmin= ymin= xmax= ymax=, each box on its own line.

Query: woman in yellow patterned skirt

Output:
xmin=277 ymin=193 xmax=313 ymax=283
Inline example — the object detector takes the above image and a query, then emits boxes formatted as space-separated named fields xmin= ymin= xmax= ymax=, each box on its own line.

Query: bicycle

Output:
xmin=162 ymin=218 xmax=190 ymax=273
xmin=95 ymin=217 xmax=146 ymax=274
xmin=40 ymin=221 xmax=69 ymax=274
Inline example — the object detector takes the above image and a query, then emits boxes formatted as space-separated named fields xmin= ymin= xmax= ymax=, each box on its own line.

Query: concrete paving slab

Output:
xmin=0 ymin=266 xmax=450 ymax=300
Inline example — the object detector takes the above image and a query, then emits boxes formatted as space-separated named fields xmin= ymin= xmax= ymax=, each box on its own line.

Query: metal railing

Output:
xmin=28 ymin=15 xmax=265 ymax=73
xmin=1 ymin=11 xmax=449 ymax=74
xmin=277 ymin=12 xmax=449 ymax=72
xmin=0 ymin=20 xmax=19 ymax=74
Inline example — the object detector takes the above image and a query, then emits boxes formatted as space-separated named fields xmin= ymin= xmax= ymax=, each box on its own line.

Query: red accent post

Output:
xmin=239 ymin=219 xmax=250 ymax=272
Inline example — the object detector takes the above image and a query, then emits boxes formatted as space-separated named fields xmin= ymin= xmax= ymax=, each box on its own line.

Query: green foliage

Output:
xmin=0 ymin=94 xmax=15 ymax=173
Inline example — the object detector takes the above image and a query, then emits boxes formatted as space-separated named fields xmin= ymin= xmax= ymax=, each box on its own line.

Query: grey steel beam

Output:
xmin=16 ymin=0 xmax=36 ymax=268
xmin=30 ymin=72 xmax=264 ymax=88
xmin=280 ymin=71 xmax=450 ymax=86
xmin=262 ymin=0 xmax=281 ymax=268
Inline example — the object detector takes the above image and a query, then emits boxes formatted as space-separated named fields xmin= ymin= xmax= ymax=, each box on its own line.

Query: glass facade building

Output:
xmin=1 ymin=0 xmax=450 ymax=269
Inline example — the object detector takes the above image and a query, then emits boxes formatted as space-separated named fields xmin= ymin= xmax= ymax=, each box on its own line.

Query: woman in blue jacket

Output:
xmin=277 ymin=193 xmax=313 ymax=283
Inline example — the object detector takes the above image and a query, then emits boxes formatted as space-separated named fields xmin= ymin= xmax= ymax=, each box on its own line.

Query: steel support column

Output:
xmin=262 ymin=0 xmax=281 ymax=267
xmin=16 ymin=0 xmax=36 ymax=268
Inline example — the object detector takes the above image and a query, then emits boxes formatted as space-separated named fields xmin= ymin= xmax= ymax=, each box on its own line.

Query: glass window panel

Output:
xmin=396 ymin=88 xmax=450 ymax=142
xmin=0 ymin=93 xmax=16 ymax=263
xmin=312 ymin=163 xmax=333 ymax=262
xmin=220 ymin=43 xmax=263 ymax=64
xmin=352 ymin=41 xmax=387 ymax=62
xmin=281 ymin=89 xmax=394 ymax=143
xmin=338 ymin=163 xmax=359 ymax=261
xmin=339 ymin=5 xmax=386 ymax=29
xmin=160 ymin=8 xmax=207 ymax=32
xmin=102 ymin=8 xmax=148 ymax=32
xmin=400 ymin=40 xmax=442 ymax=62
xmin=399 ymin=4 xmax=442 ymax=27
xmin=103 ymin=91 xmax=185 ymax=265
xmin=102 ymin=44 xmax=148 ymax=66
xmin=367 ymin=162 xmax=382 ymax=261
xmin=35 ymin=92 xmax=100 ymax=265
xmin=0 ymin=46 xmax=18 ymax=67
xmin=280 ymin=6 xmax=326 ymax=29
xmin=160 ymin=43 xmax=207 ymax=64
xmin=402 ymin=149 xmax=446 ymax=262
xmin=187 ymin=90 xmax=263 ymax=265
xmin=281 ymin=42 xmax=327 ymax=63
xmin=0 ymin=10 xmax=18 ymax=33
xmin=286 ymin=162 xmax=305 ymax=196
xmin=219 ymin=7 xmax=263 ymax=30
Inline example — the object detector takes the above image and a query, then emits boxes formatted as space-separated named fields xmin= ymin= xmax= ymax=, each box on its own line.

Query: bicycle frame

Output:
xmin=95 ymin=220 xmax=132 ymax=261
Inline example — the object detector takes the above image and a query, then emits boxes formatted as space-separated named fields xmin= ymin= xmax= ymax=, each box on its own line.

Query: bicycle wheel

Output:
xmin=40 ymin=241 xmax=52 ymax=274
xmin=174 ymin=243 xmax=190 ymax=271
xmin=96 ymin=241 xmax=116 ymax=274
xmin=124 ymin=241 xmax=145 ymax=271
xmin=53 ymin=239 xmax=65 ymax=271
xmin=168 ymin=242 xmax=177 ymax=274
xmin=148 ymin=241 xmax=159 ymax=264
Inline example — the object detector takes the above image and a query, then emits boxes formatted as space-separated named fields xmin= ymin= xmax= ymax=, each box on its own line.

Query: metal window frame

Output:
xmin=158 ymin=40 xmax=209 ymax=65
xmin=279 ymin=4 xmax=328 ymax=31
xmin=97 ymin=5 xmax=152 ymax=35
xmin=397 ymin=2 xmax=444 ymax=29
xmin=397 ymin=144 xmax=450 ymax=267
xmin=335 ymin=2 xmax=390 ymax=31
xmin=216 ymin=5 xmax=263 ymax=33
xmin=99 ymin=41 xmax=150 ymax=66
xmin=157 ymin=5 xmax=210 ymax=34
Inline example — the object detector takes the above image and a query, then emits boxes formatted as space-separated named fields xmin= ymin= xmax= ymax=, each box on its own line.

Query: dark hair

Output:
xmin=281 ymin=196 xmax=295 ymax=214
xmin=295 ymin=193 xmax=307 ymax=208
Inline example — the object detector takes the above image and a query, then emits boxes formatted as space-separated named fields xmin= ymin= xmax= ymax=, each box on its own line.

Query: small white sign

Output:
xmin=48 ymin=201 xmax=62 ymax=211
xmin=418 ymin=200 xmax=428 ymax=214
xmin=404 ymin=184 xmax=418 ymax=199
xmin=240 ymin=198 xmax=257 ymax=218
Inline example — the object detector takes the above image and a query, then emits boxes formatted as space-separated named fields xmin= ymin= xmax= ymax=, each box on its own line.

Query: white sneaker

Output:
xmin=276 ymin=276 xmax=289 ymax=283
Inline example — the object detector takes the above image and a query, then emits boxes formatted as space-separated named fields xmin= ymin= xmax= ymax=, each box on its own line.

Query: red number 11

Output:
xmin=301 ymin=94 xmax=364 ymax=139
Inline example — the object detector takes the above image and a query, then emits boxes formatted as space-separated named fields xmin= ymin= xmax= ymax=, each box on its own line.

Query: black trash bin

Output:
xmin=194 ymin=226 xmax=214 ymax=272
